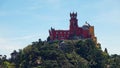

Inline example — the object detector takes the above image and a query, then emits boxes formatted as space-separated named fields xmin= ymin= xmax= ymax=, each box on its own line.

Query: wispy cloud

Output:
xmin=0 ymin=38 xmax=21 ymax=58
xmin=0 ymin=35 xmax=40 ymax=58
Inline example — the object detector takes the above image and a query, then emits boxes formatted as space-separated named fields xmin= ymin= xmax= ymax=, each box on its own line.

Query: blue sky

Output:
xmin=0 ymin=0 xmax=120 ymax=58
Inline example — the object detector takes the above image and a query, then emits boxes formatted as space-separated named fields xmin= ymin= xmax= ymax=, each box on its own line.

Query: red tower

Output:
xmin=49 ymin=12 xmax=95 ymax=40
xmin=70 ymin=12 xmax=78 ymax=36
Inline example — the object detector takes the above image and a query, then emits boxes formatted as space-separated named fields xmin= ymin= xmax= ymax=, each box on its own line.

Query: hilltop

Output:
xmin=0 ymin=38 xmax=120 ymax=68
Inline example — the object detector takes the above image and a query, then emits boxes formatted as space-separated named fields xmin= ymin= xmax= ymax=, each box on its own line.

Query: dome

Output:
xmin=82 ymin=22 xmax=90 ymax=30
xmin=83 ymin=21 xmax=90 ymax=27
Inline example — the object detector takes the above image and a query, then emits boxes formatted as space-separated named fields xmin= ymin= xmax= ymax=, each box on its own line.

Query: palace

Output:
xmin=49 ymin=12 xmax=97 ymax=41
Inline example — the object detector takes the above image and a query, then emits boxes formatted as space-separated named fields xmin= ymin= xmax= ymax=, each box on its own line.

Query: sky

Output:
xmin=0 ymin=0 xmax=120 ymax=58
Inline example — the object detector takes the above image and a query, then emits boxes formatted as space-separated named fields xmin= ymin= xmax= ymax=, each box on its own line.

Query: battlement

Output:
xmin=70 ymin=12 xmax=77 ymax=18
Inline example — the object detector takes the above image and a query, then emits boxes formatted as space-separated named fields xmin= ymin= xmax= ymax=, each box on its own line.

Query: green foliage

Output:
xmin=0 ymin=61 xmax=15 ymax=68
xmin=75 ymin=39 xmax=109 ymax=68
xmin=1 ymin=38 xmax=120 ymax=68
xmin=108 ymin=54 xmax=120 ymax=68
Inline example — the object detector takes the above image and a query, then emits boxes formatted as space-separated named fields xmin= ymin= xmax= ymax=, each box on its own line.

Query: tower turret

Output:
xmin=70 ymin=12 xmax=77 ymax=19
xmin=69 ymin=12 xmax=78 ymax=35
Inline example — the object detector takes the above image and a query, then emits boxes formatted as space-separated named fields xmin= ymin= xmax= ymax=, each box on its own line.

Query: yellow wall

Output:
xmin=89 ymin=26 xmax=95 ymax=38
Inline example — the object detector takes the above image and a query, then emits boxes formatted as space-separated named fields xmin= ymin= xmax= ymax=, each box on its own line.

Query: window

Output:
xmin=56 ymin=32 xmax=58 ymax=34
xmin=64 ymin=32 xmax=66 ymax=34
xmin=56 ymin=35 xmax=58 ymax=38
xmin=68 ymin=32 xmax=70 ymax=34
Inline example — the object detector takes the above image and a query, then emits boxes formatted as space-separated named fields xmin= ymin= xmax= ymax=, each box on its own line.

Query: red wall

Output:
xmin=49 ymin=27 xmax=91 ymax=40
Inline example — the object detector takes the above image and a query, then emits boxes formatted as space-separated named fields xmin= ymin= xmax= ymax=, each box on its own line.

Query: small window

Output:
xmin=64 ymin=32 xmax=66 ymax=34
xmin=67 ymin=35 xmax=69 ymax=37
xmin=68 ymin=32 xmax=69 ymax=34
xmin=56 ymin=35 xmax=58 ymax=38
xmin=56 ymin=32 xmax=58 ymax=34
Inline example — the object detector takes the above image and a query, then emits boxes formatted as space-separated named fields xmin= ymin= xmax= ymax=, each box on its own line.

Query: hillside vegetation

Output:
xmin=0 ymin=39 xmax=120 ymax=68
